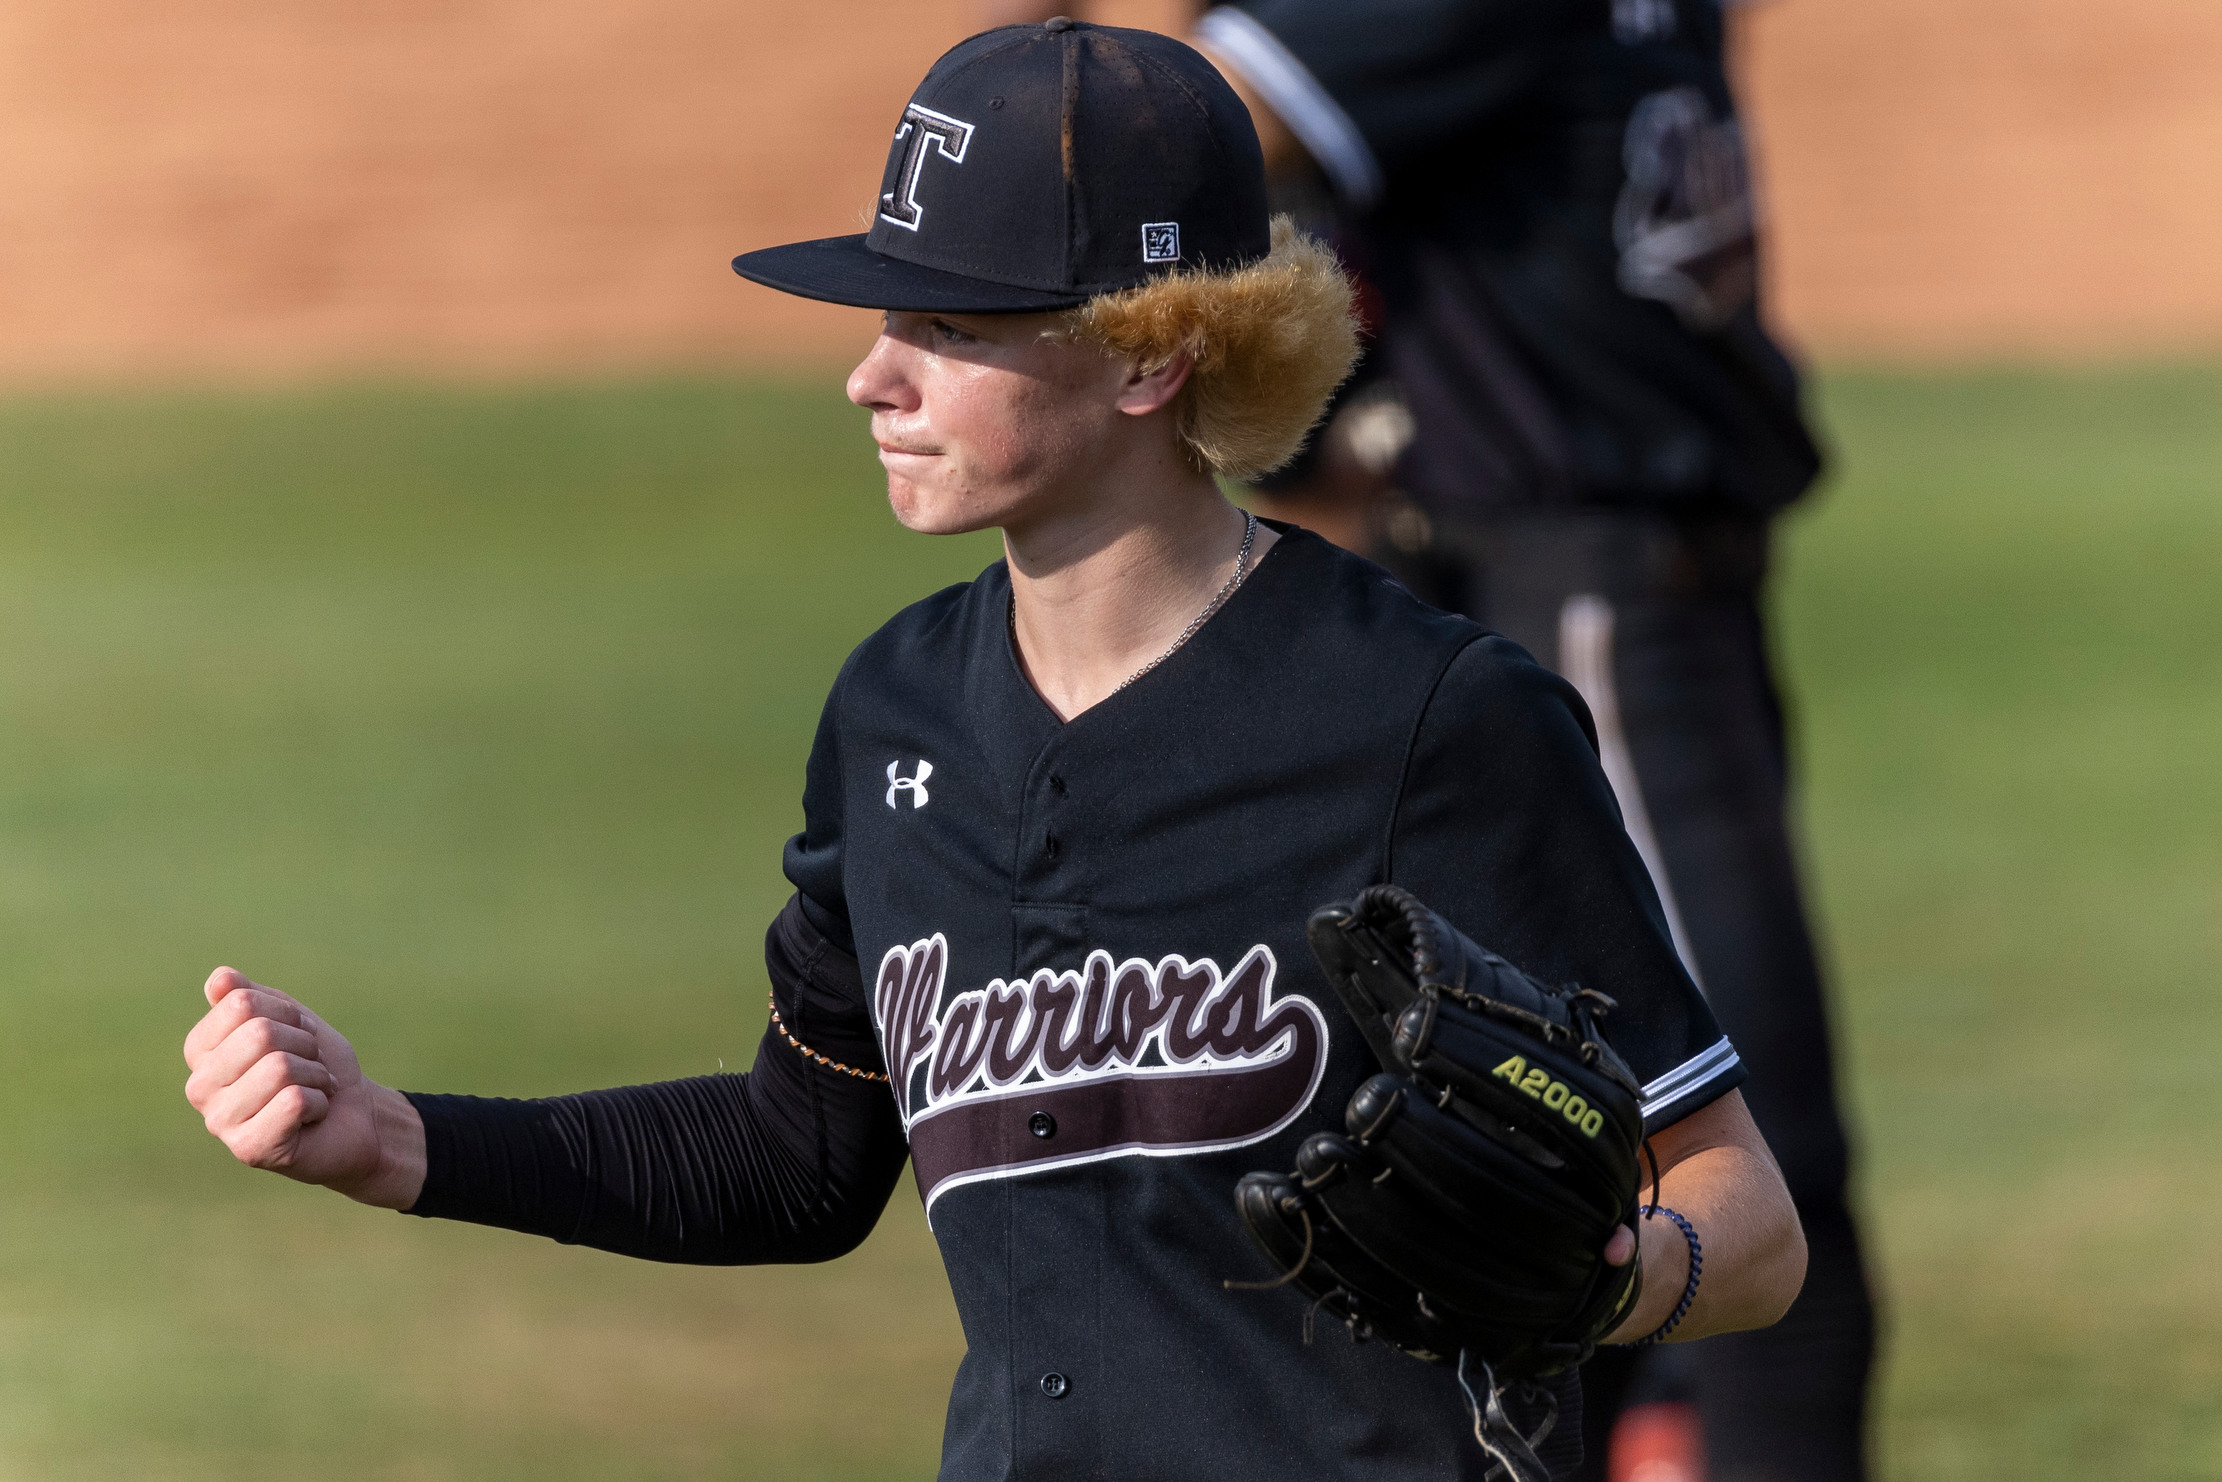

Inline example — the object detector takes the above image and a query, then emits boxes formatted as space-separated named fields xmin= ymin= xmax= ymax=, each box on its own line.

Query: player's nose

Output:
xmin=846 ymin=333 xmax=920 ymax=415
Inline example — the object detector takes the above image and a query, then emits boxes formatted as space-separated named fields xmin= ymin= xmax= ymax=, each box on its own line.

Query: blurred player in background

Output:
xmin=981 ymin=4 xmax=1877 ymax=1480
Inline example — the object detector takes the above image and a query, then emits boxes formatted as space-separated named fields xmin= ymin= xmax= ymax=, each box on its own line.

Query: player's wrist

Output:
xmin=334 ymin=1082 xmax=427 ymax=1210
xmin=1605 ymin=1211 xmax=1695 ymax=1344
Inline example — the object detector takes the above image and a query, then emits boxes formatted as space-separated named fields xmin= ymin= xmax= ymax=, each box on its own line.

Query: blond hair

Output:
xmin=1059 ymin=215 xmax=1361 ymax=483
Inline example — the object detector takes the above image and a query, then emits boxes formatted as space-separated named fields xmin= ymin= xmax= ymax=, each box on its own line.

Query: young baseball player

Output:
xmin=182 ymin=22 xmax=1805 ymax=1480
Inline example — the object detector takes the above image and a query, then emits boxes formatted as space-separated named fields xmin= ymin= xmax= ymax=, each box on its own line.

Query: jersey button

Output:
xmin=1028 ymin=1111 xmax=1057 ymax=1139
xmin=1048 ymin=773 xmax=1067 ymax=796
xmin=1040 ymin=1372 xmax=1070 ymax=1399
xmin=1043 ymin=831 xmax=1060 ymax=859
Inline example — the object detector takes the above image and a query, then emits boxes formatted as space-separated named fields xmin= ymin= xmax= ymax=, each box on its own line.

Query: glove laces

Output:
xmin=1456 ymin=1350 xmax=1557 ymax=1482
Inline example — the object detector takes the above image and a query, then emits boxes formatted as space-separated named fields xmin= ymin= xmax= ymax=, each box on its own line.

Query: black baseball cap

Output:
xmin=732 ymin=19 xmax=1270 ymax=313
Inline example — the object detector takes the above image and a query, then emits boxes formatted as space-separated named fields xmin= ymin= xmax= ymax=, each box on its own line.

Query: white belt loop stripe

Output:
xmin=1558 ymin=593 xmax=1707 ymax=995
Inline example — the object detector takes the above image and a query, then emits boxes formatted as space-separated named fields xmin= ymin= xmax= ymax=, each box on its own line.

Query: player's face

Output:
xmin=846 ymin=310 xmax=1146 ymax=537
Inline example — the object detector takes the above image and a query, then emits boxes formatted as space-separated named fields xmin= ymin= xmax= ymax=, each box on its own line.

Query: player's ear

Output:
xmin=1113 ymin=351 xmax=1194 ymax=419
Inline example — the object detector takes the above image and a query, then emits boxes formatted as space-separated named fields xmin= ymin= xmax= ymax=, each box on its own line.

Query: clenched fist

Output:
xmin=183 ymin=967 xmax=426 ymax=1209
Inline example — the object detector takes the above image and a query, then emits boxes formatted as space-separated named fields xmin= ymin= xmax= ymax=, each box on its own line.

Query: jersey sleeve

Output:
xmin=403 ymin=896 xmax=906 ymax=1261
xmin=1195 ymin=0 xmax=1593 ymax=206
xmin=1389 ymin=635 xmax=1743 ymax=1132
xmin=782 ymin=661 xmax=855 ymax=955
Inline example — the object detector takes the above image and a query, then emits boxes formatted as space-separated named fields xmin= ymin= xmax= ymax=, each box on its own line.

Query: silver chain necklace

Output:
xmin=1010 ymin=511 xmax=1260 ymax=698
xmin=1116 ymin=511 xmax=1258 ymax=692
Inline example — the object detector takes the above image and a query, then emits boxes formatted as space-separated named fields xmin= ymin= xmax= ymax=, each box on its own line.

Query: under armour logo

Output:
xmin=886 ymin=760 xmax=934 ymax=809
xmin=878 ymin=105 xmax=974 ymax=232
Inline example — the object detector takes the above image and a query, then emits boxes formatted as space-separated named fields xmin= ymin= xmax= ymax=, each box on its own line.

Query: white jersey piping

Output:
xmin=1639 ymin=1035 xmax=1741 ymax=1121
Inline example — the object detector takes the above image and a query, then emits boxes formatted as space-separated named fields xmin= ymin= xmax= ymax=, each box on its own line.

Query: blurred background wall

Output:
xmin=3 ymin=0 xmax=2218 ymax=384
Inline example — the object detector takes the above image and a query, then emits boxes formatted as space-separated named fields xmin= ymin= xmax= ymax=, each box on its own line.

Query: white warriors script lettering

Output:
xmin=872 ymin=935 xmax=1323 ymax=1130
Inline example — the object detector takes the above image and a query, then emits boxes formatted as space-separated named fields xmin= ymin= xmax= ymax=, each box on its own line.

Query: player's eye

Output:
xmin=931 ymin=318 xmax=978 ymax=346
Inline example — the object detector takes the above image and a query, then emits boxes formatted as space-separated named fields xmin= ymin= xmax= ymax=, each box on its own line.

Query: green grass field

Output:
xmin=0 ymin=365 xmax=2214 ymax=1479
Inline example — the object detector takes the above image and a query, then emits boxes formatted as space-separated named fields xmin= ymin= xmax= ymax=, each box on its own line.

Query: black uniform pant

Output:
xmin=1402 ymin=511 xmax=1876 ymax=1482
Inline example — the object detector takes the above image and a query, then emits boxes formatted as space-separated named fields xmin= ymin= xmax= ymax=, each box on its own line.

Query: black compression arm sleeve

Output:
xmin=400 ymin=896 xmax=909 ymax=1265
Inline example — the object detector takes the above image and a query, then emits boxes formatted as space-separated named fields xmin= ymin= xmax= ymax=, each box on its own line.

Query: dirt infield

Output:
xmin=1 ymin=0 xmax=2216 ymax=381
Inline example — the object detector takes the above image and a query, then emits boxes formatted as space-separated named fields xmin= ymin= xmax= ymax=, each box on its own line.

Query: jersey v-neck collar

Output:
xmin=993 ymin=520 xmax=1311 ymax=730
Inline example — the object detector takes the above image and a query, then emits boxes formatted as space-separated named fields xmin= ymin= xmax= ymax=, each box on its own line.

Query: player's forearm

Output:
xmin=384 ymin=895 xmax=901 ymax=1260
xmin=1612 ymin=1145 xmax=1805 ymax=1343
xmin=402 ymin=1031 xmax=906 ymax=1264
xmin=1605 ymin=1093 xmax=1807 ymax=1344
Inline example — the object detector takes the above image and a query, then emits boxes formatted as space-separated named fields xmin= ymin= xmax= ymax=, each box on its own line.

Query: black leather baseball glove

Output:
xmin=1233 ymin=885 xmax=1648 ymax=1478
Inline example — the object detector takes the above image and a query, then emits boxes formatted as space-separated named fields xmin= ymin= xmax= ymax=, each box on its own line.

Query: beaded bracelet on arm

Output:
xmin=766 ymin=993 xmax=890 ymax=1084
xmin=1630 ymin=1205 xmax=1702 ymax=1346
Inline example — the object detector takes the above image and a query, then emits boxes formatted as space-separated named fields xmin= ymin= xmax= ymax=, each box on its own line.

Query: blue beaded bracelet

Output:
xmin=1633 ymin=1206 xmax=1702 ymax=1346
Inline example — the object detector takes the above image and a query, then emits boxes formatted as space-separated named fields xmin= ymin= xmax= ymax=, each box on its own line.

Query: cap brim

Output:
xmin=732 ymin=234 xmax=1090 ymax=313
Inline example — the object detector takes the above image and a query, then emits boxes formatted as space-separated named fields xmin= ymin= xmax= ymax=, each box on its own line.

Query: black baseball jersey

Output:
xmin=782 ymin=525 xmax=1741 ymax=1480
xmin=1196 ymin=0 xmax=1821 ymax=520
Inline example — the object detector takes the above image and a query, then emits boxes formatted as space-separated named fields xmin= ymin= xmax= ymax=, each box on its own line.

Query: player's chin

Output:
xmin=886 ymin=476 xmax=996 ymax=537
